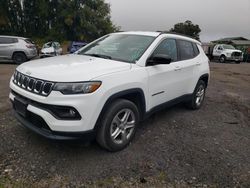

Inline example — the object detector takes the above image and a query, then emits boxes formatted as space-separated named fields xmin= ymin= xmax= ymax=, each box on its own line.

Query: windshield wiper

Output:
xmin=84 ymin=53 xmax=112 ymax=60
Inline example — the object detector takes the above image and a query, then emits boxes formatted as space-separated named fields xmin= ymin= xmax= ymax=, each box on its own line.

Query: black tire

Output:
xmin=12 ymin=52 xmax=27 ymax=64
xmin=97 ymin=99 xmax=139 ymax=152
xmin=219 ymin=55 xmax=226 ymax=63
xmin=185 ymin=80 xmax=206 ymax=110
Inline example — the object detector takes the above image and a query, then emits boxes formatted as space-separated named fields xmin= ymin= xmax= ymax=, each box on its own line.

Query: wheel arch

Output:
xmin=12 ymin=51 xmax=27 ymax=59
xmin=94 ymin=88 xmax=146 ymax=131
xmin=198 ymin=73 xmax=209 ymax=88
xmin=220 ymin=54 xmax=226 ymax=57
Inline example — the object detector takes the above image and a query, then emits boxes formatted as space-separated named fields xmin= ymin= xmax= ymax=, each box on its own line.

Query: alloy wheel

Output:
xmin=195 ymin=85 xmax=205 ymax=107
xmin=110 ymin=108 xmax=136 ymax=145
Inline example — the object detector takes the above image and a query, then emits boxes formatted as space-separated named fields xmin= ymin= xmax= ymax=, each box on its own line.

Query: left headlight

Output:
xmin=53 ymin=81 xmax=102 ymax=95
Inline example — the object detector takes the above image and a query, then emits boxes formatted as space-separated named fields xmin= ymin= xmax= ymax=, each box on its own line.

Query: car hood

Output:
xmin=224 ymin=49 xmax=242 ymax=53
xmin=17 ymin=54 xmax=131 ymax=82
xmin=41 ymin=47 xmax=54 ymax=53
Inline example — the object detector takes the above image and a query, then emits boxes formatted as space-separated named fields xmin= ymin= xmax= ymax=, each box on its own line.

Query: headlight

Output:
xmin=53 ymin=81 xmax=101 ymax=95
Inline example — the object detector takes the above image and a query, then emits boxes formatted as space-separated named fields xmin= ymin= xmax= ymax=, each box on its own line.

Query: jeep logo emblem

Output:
xmin=26 ymin=71 xmax=32 ymax=75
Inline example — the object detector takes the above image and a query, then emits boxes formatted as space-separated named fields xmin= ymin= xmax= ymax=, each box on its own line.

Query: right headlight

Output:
xmin=53 ymin=81 xmax=102 ymax=95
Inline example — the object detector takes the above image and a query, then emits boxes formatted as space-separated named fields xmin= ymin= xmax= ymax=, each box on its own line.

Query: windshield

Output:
xmin=43 ymin=42 xmax=53 ymax=48
xmin=223 ymin=45 xmax=235 ymax=50
xmin=78 ymin=34 xmax=156 ymax=63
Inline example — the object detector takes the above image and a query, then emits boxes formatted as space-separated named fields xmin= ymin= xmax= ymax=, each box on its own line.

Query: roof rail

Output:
xmin=157 ymin=31 xmax=197 ymax=40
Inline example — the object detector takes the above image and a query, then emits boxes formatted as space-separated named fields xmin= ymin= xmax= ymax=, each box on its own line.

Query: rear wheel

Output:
xmin=186 ymin=80 xmax=206 ymax=110
xmin=97 ymin=99 xmax=139 ymax=152
xmin=12 ymin=52 xmax=27 ymax=64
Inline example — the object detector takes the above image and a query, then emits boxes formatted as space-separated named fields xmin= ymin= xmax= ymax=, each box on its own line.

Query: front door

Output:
xmin=146 ymin=38 xmax=185 ymax=109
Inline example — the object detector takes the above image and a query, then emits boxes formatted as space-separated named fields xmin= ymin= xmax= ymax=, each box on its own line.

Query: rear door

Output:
xmin=175 ymin=40 xmax=201 ymax=94
xmin=146 ymin=38 xmax=186 ymax=108
xmin=0 ymin=37 xmax=17 ymax=59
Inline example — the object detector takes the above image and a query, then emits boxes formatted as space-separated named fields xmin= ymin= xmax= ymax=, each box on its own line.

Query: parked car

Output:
xmin=212 ymin=44 xmax=243 ymax=63
xmin=0 ymin=35 xmax=37 ymax=64
xmin=9 ymin=31 xmax=210 ymax=151
xmin=40 ymin=41 xmax=62 ymax=58
xmin=68 ymin=41 xmax=87 ymax=53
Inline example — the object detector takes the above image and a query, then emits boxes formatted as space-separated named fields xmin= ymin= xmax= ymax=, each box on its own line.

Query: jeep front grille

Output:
xmin=13 ymin=70 xmax=54 ymax=96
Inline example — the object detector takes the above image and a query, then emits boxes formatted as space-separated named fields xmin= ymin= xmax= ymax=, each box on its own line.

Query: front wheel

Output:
xmin=97 ymin=99 xmax=139 ymax=152
xmin=219 ymin=55 xmax=226 ymax=63
xmin=186 ymin=80 xmax=206 ymax=110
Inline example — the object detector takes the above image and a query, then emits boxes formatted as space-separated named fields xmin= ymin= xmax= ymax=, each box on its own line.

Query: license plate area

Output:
xmin=14 ymin=97 xmax=28 ymax=117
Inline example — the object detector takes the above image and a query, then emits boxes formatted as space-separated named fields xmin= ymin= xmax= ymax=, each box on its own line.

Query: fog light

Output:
xmin=47 ymin=106 xmax=81 ymax=120
xmin=69 ymin=109 xmax=76 ymax=117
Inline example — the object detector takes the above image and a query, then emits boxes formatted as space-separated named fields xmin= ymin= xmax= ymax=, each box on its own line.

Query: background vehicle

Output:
xmin=68 ymin=41 xmax=87 ymax=53
xmin=212 ymin=44 xmax=243 ymax=63
xmin=0 ymin=35 xmax=37 ymax=64
xmin=40 ymin=41 xmax=63 ymax=58
xmin=9 ymin=32 xmax=210 ymax=152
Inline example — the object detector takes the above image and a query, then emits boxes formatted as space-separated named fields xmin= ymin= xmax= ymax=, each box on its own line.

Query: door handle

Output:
xmin=196 ymin=62 xmax=201 ymax=66
xmin=174 ymin=66 xmax=182 ymax=71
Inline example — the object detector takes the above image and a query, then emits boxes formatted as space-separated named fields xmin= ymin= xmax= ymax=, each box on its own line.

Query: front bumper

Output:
xmin=40 ymin=53 xmax=56 ymax=58
xmin=13 ymin=110 xmax=95 ymax=140
xmin=9 ymin=79 xmax=105 ymax=134
xmin=227 ymin=56 xmax=243 ymax=61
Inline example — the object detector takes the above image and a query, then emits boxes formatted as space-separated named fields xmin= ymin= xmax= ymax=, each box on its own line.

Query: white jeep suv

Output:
xmin=9 ymin=31 xmax=210 ymax=151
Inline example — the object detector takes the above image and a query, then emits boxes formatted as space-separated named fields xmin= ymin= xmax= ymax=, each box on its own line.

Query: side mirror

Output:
xmin=147 ymin=54 xmax=172 ymax=66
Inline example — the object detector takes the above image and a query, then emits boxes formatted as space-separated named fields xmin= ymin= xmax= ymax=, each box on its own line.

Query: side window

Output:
xmin=13 ymin=38 xmax=18 ymax=43
xmin=0 ymin=37 xmax=16 ymax=44
xmin=178 ymin=40 xmax=195 ymax=60
xmin=153 ymin=39 xmax=177 ymax=62
xmin=192 ymin=43 xmax=200 ymax=57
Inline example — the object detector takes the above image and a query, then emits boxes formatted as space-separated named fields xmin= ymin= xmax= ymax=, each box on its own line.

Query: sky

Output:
xmin=105 ymin=0 xmax=250 ymax=42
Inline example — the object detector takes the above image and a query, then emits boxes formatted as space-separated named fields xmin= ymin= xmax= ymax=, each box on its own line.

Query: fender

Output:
xmin=94 ymin=88 xmax=146 ymax=130
xmin=198 ymin=73 xmax=209 ymax=88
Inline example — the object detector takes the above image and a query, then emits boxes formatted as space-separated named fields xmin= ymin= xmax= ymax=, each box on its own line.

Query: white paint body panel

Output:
xmin=9 ymin=32 xmax=210 ymax=133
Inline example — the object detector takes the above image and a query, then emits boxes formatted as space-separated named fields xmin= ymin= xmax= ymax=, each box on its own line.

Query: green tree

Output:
xmin=0 ymin=0 xmax=23 ymax=35
xmin=7 ymin=0 xmax=24 ymax=35
xmin=170 ymin=20 xmax=201 ymax=40
xmin=23 ymin=0 xmax=50 ymax=37
xmin=0 ymin=0 xmax=10 ymax=34
xmin=1 ymin=0 xmax=118 ymax=42
xmin=57 ymin=0 xmax=118 ymax=42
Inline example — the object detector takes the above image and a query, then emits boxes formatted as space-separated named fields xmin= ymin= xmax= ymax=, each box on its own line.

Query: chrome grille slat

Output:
xmin=13 ymin=71 xmax=54 ymax=96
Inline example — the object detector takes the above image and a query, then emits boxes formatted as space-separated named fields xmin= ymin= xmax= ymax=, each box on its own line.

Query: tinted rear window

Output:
xmin=178 ymin=40 xmax=195 ymax=60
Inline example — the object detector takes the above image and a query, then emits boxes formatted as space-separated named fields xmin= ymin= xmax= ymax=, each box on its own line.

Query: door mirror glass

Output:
xmin=147 ymin=54 xmax=172 ymax=66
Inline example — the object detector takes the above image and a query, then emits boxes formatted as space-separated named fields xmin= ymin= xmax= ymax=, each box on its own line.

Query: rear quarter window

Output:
xmin=192 ymin=43 xmax=200 ymax=57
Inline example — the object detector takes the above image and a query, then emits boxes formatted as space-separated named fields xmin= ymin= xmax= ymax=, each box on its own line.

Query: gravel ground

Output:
xmin=0 ymin=62 xmax=250 ymax=187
